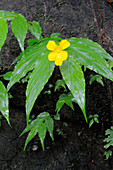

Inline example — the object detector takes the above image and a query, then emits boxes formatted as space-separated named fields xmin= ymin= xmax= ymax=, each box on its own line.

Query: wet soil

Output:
xmin=0 ymin=0 xmax=113 ymax=169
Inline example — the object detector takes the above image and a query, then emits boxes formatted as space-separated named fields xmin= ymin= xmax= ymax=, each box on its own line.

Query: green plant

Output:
xmin=1 ymin=10 xmax=113 ymax=150
xmin=104 ymin=126 xmax=113 ymax=149
xmin=20 ymin=112 xmax=54 ymax=150
xmin=56 ymin=92 xmax=76 ymax=113
xmin=54 ymin=79 xmax=66 ymax=91
xmin=88 ymin=114 xmax=99 ymax=128
xmin=104 ymin=150 xmax=112 ymax=160
xmin=56 ymin=128 xmax=63 ymax=135
xmin=89 ymin=74 xmax=104 ymax=86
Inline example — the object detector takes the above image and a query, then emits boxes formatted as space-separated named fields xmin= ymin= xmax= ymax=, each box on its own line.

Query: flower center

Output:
xmin=57 ymin=53 xmax=61 ymax=59
xmin=54 ymin=46 xmax=62 ymax=52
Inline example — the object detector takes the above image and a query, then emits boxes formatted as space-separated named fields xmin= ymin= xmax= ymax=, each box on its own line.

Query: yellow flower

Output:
xmin=46 ymin=40 xmax=70 ymax=66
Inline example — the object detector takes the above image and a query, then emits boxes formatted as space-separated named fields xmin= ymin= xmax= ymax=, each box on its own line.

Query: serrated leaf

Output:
xmin=60 ymin=56 xmax=87 ymax=122
xmin=11 ymin=14 xmax=28 ymax=52
xmin=37 ymin=123 xmax=47 ymax=150
xmin=105 ymin=129 xmax=113 ymax=135
xmin=0 ymin=10 xmax=17 ymax=20
xmin=67 ymin=38 xmax=113 ymax=81
xmin=24 ymin=127 xmax=38 ymax=150
xmin=26 ymin=51 xmax=55 ymax=125
xmin=29 ymin=21 xmax=42 ymax=41
xmin=45 ymin=117 xmax=54 ymax=140
xmin=104 ymin=127 xmax=113 ymax=149
xmin=104 ymin=141 xmax=113 ymax=149
xmin=0 ymin=19 xmax=8 ymax=50
xmin=0 ymin=81 xmax=10 ymax=125
xmin=7 ymin=41 xmax=49 ymax=91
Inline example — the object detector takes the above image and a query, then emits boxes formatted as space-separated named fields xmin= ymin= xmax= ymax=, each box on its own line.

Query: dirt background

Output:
xmin=0 ymin=0 xmax=113 ymax=169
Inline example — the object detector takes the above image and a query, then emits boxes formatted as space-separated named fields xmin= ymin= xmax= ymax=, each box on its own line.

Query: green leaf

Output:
xmin=24 ymin=127 xmax=38 ymax=151
xmin=0 ymin=71 xmax=12 ymax=81
xmin=67 ymin=38 xmax=113 ymax=81
xmin=94 ymin=114 xmax=99 ymax=118
xmin=89 ymin=74 xmax=104 ymax=86
xmin=94 ymin=118 xmax=99 ymax=123
xmin=37 ymin=123 xmax=47 ymax=150
xmin=96 ymin=76 xmax=104 ymax=86
xmin=7 ymin=41 xmax=49 ymax=91
xmin=45 ymin=117 xmax=54 ymax=140
xmin=29 ymin=21 xmax=42 ymax=41
xmin=56 ymin=93 xmax=74 ymax=113
xmin=0 ymin=81 xmax=10 ymax=125
xmin=56 ymin=97 xmax=65 ymax=113
xmin=20 ymin=112 xmax=50 ymax=136
xmin=60 ymin=56 xmax=87 ymax=122
xmin=104 ymin=127 xmax=113 ymax=149
xmin=88 ymin=115 xmax=93 ymax=119
xmin=0 ymin=10 xmax=17 ymax=20
xmin=26 ymin=50 xmax=55 ymax=125
xmin=50 ymin=33 xmax=61 ymax=38
xmin=104 ymin=151 xmax=112 ymax=160
xmin=54 ymin=113 xmax=60 ymax=120
xmin=21 ymin=112 xmax=52 ymax=150
xmin=50 ymin=33 xmax=62 ymax=41
xmin=11 ymin=42 xmax=40 ymax=65
xmin=0 ymin=19 xmax=8 ymax=50
xmin=11 ymin=14 xmax=28 ymax=52
xmin=55 ymin=79 xmax=66 ymax=91
xmin=21 ymin=72 xmax=31 ymax=83
xmin=89 ymin=119 xmax=94 ymax=128
xmin=28 ymin=39 xmax=36 ymax=46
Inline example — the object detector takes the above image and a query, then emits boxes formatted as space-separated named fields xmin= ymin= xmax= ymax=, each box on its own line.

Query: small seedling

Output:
xmin=56 ymin=92 xmax=76 ymax=113
xmin=89 ymin=74 xmax=104 ymax=86
xmin=54 ymin=79 xmax=66 ymax=92
xmin=56 ymin=128 xmax=63 ymax=135
xmin=88 ymin=114 xmax=99 ymax=128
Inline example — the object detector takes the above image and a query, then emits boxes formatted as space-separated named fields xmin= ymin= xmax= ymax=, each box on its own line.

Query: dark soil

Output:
xmin=0 ymin=0 xmax=113 ymax=169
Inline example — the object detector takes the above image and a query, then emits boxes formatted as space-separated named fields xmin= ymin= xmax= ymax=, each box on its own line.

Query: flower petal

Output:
xmin=46 ymin=41 xmax=58 ymax=51
xmin=59 ymin=40 xmax=70 ymax=50
xmin=48 ymin=52 xmax=57 ymax=61
xmin=59 ymin=51 xmax=68 ymax=61
xmin=55 ymin=58 xmax=63 ymax=66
